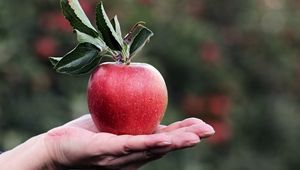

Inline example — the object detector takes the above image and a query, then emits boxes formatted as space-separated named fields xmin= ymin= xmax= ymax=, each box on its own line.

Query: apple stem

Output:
xmin=115 ymin=54 xmax=122 ymax=62
xmin=111 ymin=50 xmax=131 ymax=65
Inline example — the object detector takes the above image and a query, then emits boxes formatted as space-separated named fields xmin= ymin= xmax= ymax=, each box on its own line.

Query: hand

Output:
xmin=0 ymin=114 xmax=214 ymax=170
xmin=44 ymin=114 xmax=214 ymax=170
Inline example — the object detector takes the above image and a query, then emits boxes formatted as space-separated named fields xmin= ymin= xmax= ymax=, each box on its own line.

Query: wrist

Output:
xmin=0 ymin=134 xmax=57 ymax=170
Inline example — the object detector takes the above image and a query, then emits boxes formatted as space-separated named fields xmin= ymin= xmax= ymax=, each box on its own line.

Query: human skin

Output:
xmin=0 ymin=114 xmax=214 ymax=170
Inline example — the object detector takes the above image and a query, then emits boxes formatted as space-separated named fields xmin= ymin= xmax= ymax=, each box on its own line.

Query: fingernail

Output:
xmin=190 ymin=139 xmax=200 ymax=144
xmin=201 ymin=125 xmax=215 ymax=138
xmin=157 ymin=141 xmax=172 ymax=146
xmin=184 ymin=139 xmax=200 ymax=147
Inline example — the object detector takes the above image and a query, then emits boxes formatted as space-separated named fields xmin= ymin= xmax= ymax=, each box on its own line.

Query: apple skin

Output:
xmin=87 ymin=62 xmax=168 ymax=135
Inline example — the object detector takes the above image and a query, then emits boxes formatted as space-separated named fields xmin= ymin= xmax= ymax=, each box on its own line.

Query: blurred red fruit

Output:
xmin=207 ymin=94 xmax=231 ymax=117
xmin=200 ymin=41 xmax=221 ymax=64
xmin=186 ymin=0 xmax=205 ymax=18
xmin=39 ymin=1 xmax=94 ymax=32
xmin=55 ymin=14 xmax=73 ymax=32
xmin=34 ymin=37 xmax=58 ymax=59
xmin=39 ymin=12 xmax=72 ymax=32
xmin=39 ymin=13 xmax=54 ymax=29
xmin=79 ymin=0 xmax=93 ymax=17
xmin=207 ymin=121 xmax=231 ymax=144
xmin=181 ymin=94 xmax=205 ymax=115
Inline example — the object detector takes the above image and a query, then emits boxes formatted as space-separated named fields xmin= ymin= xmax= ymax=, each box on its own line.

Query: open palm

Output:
xmin=45 ymin=114 xmax=214 ymax=170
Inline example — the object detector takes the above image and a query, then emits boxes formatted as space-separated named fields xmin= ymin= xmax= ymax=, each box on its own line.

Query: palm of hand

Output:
xmin=45 ymin=115 xmax=214 ymax=170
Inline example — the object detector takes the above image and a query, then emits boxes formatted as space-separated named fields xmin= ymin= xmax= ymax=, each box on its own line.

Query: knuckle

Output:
xmin=122 ymin=145 xmax=131 ymax=154
xmin=121 ymin=135 xmax=132 ymax=154
xmin=185 ymin=118 xmax=203 ymax=124
xmin=46 ymin=127 xmax=73 ymax=138
xmin=43 ymin=132 xmax=68 ymax=165
xmin=97 ymin=156 xmax=115 ymax=166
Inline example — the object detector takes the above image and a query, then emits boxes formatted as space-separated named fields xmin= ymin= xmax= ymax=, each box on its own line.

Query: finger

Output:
xmin=170 ymin=132 xmax=200 ymax=149
xmin=156 ymin=125 xmax=167 ymax=131
xmin=156 ymin=118 xmax=204 ymax=133
xmin=95 ymin=132 xmax=203 ymax=168
xmin=96 ymin=151 xmax=165 ymax=168
xmin=91 ymin=133 xmax=172 ymax=155
xmin=151 ymin=124 xmax=214 ymax=153
xmin=64 ymin=114 xmax=99 ymax=133
xmin=140 ymin=132 xmax=201 ymax=156
xmin=167 ymin=123 xmax=215 ymax=139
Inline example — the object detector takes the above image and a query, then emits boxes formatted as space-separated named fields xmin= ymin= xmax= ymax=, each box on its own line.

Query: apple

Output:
xmin=199 ymin=41 xmax=221 ymax=64
xmin=181 ymin=94 xmax=205 ymax=116
xmin=51 ymin=1 xmax=166 ymax=135
xmin=35 ymin=36 xmax=58 ymax=59
xmin=87 ymin=62 xmax=168 ymax=135
xmin=207 ymin=94 xmax=231 ymax=117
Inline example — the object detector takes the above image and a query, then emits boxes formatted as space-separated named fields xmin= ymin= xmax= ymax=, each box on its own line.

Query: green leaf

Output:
xmin=110 ymin=15 xmax=122 ymax=38
xmin=49 ymin=57 xmax=62 ymax=66
xmin=129 ymin=25 xmax=154 ymax=57
xmin=60 ymin=0 xmax=98 ymax=37
xmin=75 ymin=30 xmax=107 ymax=51
xmin=69 ymin=54 xmax=102 ymax=75
xmin=54 ymin=42 xmax=100 ymax=75
xmin=96 ymin=2 xmax=123 ymax=51
xmin=124 ymin=21 xmax=146 ymax=44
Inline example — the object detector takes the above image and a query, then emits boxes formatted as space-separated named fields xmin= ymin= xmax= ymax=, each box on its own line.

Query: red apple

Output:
xmin=34 ymin=36 xmax=58 ymax=59
xmin=87 ymin=62 xmax=168 ymax=135
xmin=181 ymin=94 xmax=205 ymax=116
xmin=207 ymin=94 xmax=231 ymax=117
xmin=199 ymin=41 xmax=221 ymax=64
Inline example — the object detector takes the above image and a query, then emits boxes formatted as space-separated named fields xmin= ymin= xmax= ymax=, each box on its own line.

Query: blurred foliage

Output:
xmin=1 ymin=0 xmax=300 ymax=169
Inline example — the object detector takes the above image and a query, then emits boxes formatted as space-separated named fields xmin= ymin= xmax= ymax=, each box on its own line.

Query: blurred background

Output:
xmin=1 ymin=0 xmax=300 ymax=169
